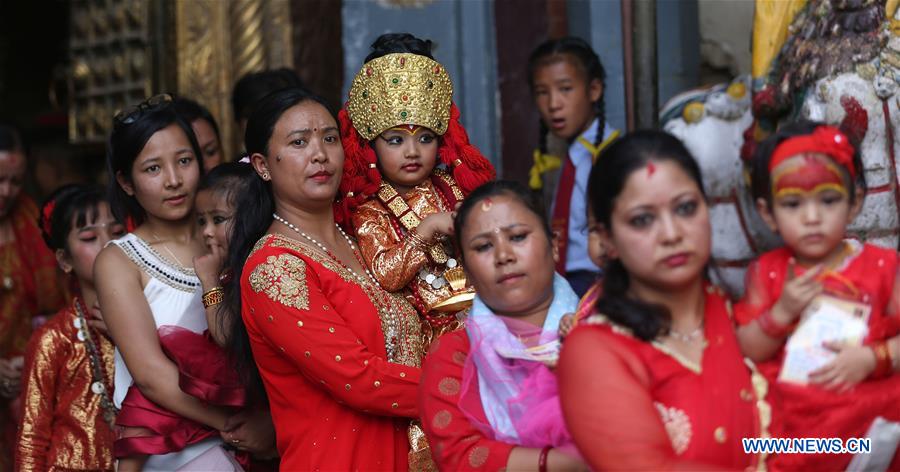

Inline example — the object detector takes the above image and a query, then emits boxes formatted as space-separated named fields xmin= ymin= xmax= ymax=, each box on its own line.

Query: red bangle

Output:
xmin=538 ymin=445 xmax=552 ymax=472
xmin=869 ymin=341 xmax=893 ymax=379
xmin=756 ymin=309 xmax=794 ymax=339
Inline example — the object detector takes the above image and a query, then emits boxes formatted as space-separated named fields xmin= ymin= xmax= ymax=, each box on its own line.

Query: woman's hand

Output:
xmin=772 ymin=260 xmax=823 ymax=325
xmin=0 ymin=356 xmax=23 ymax=399
xmin=808 ymin=341 xmax=876 ymax=392
xmin=222 ymin=409 xmax=278 ymax=458
xmin=193 ymin=244 xmax=225 ymax=291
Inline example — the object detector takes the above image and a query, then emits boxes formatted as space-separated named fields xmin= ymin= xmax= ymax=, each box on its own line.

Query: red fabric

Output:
xmin=241 ymin=235 xmax=421 ymax=471
xmin=551 ymin=156 xmax=576 ymax=274
xmin=558 ymin=288 xmax=764 ymax=471
xmin=769 ymin=126 xmax=856 ymax=178
xmin=2 ymin=196 xmax=68 ymax=471
xmin=734 ymin=243 xmax=900 ymax=470
xmin=419 ymin=330 xmax=516 ymax=471
xmin=114 ymin=327 xmax=245 ymax=458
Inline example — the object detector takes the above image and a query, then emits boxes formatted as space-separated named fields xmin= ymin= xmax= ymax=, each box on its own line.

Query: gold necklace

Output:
xmin=150 ymin=232 xmax=186 ymax=267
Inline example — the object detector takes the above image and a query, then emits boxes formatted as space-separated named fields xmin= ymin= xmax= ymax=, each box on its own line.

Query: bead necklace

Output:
xmin=150 ymin=232 xmax=186 ymax=268
xmin=272 ymin=213 xmax=377 ymax=285
xmin=73 ymin=298 xmax=118 ymax=428
xmin=668 ymin=321 xmax=705 ymax=344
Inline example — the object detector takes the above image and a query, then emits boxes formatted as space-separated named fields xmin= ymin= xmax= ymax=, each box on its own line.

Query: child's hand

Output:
xmin=808 ymin=341 xmax=876 ymax=392
xmin=772 ymin=259 xmax=824 ymax=324
xmin=559 ymin=313 xmax=576 ymax=339
xmin=193 ymin=244 xmax=225 ymax=290
xmin=418 ymin=211 xmax=456 ymax=242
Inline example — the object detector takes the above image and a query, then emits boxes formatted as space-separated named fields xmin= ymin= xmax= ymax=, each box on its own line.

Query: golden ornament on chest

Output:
xmin=432 ymin=265 xmax=474 ymax=312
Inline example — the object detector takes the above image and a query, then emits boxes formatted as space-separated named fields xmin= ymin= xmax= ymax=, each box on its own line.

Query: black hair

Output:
xmin=40 ymin=184 xmax=111 ymax=252
xmin=223 ymin=87 xmax=334 ymax=398
xmin=588 ymin=130 xmax=707 ymax=341
xmin=453 ymin=180 xmax=551 ymax=256
xmin=231 ymin=68 xmax=306 ymax=124
xmin=0 ymin=124 xmax=23 ymax=153
xmin=750 ymin=119 xmax=867 ymax=207
xmin=197 ymin=161 xmax=255 ymax=209
xmin=173 ymin=97 xmax=221 ymax=142
xmin=364 ymin=33 xmax=434 ymax=63
xmin=528 ymin=37 xmax=607 ymax=153
xmin=106 ymin=98 xmax=204 ymax=225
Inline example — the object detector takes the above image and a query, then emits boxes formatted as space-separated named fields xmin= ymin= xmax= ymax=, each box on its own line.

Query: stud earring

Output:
xmin=262 ymin=172 xmax=270 ymax=180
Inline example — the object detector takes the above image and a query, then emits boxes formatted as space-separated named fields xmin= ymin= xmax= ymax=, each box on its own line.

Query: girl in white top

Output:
xmin=95 ymin=95 xmax=236 ymax=470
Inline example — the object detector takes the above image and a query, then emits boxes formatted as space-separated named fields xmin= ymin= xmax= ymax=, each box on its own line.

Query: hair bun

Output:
xmin=365 ymin=33 xmax=434 ymax=62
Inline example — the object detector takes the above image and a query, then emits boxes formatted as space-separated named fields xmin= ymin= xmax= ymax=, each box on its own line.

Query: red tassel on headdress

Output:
xmin=336 ymin=108 xmax=382 ymax=231
xmin=437 ymin=104 xmax=496 ymax=193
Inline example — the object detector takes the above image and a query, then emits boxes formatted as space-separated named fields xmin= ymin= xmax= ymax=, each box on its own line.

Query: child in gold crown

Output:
xmin=337 ymin=33 xmax=496 ymax=348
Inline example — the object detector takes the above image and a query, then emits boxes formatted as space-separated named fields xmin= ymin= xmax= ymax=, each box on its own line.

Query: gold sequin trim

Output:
xmin=745 ymin=358 xmax=771 ymax=471
xmin=249 ymin=253 xmax=310 ymax=310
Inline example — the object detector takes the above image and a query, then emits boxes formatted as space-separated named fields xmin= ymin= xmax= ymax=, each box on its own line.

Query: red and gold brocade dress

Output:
xmin=15 ymin=299 xmax=115 ymax=472
xmin=0 ymin=195 xmax=67 ymax=471
xmin=241 ymin=234 xmax=425 ymax=471
xmin=353 ymin=170 xmax=474 ymax=348
xmin=735 ymin=241 xmax=900 ymax=471
xmin=556 ymin=285 xmax=769 ymax=471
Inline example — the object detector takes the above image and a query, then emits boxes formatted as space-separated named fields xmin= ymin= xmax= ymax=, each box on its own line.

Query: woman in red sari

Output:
xmin=222 ymin=88 xmax=425 ymax=470
xmin=557 ymin=130 xmax=770 ymax=470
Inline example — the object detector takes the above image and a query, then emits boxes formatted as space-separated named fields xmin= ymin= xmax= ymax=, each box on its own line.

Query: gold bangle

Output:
xmin=202 ymin=286 xmax=224 ymax=309
xmin=407 ymin=228 xmax=430 ymax=250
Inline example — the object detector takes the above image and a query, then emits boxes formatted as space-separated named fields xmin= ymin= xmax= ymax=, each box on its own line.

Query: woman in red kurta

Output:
xmin=558 ymin=130 xmax=768 ymax=470
xmin=225 ymin=88 xmax=425 ymax=470
xmin=419 ymin=181 xmax=587 ymax=471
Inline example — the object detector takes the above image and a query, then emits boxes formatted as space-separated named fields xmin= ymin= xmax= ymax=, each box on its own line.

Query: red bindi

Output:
xmin=646 ymin=162 xmax=656 ymax=177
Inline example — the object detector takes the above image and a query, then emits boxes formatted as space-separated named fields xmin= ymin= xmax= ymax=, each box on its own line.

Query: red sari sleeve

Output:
xmin=244 ymin=251 xmax=421 ymax=417
xmin=418 ymin=331 xmax=514 ymax=471
xmin=558 ymin=326 xmax=717 ymax=471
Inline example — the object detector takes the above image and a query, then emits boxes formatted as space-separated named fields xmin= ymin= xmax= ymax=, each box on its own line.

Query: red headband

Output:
xmin=769 ymin=126 xmax=856 ymax=178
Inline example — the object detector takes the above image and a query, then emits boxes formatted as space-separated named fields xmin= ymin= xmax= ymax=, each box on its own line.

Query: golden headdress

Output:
xmin=346 ymin=53 xmax=453 ymax=140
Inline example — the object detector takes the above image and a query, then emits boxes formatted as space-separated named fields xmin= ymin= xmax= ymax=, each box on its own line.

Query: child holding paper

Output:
xmin=736 ymin=120 xmax=900 ymax=470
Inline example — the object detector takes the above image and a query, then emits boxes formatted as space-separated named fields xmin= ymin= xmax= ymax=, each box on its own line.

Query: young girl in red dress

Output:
xmin=16 ymin=185 xmax=125 ymax=471
xmin=736 ymin=120 xmax=900 ymax=470
xmin=337 ymin=33 xmax=495 ymax=347
xmin=558 ymin=130 xmax=769 ymax=470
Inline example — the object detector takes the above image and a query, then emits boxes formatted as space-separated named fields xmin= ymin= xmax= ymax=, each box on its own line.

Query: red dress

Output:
xmin=114 ymin=327 xmax=245 ymax=458
xmin=735 ymin=241 xmax=900 ymax=470
xmin=241 ymin=234 xmax=425 ymax=471
xmin=418 ymin=330 xmax=516 ymax=471
xmin=558 ymin=286 xmax=769 ymax=470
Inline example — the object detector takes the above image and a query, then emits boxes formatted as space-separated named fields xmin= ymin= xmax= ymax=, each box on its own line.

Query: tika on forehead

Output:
xmin=772 ymin=154 xmax=848 ymax=199
xmin=645 ymin=162 xmax=656 ymax=178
